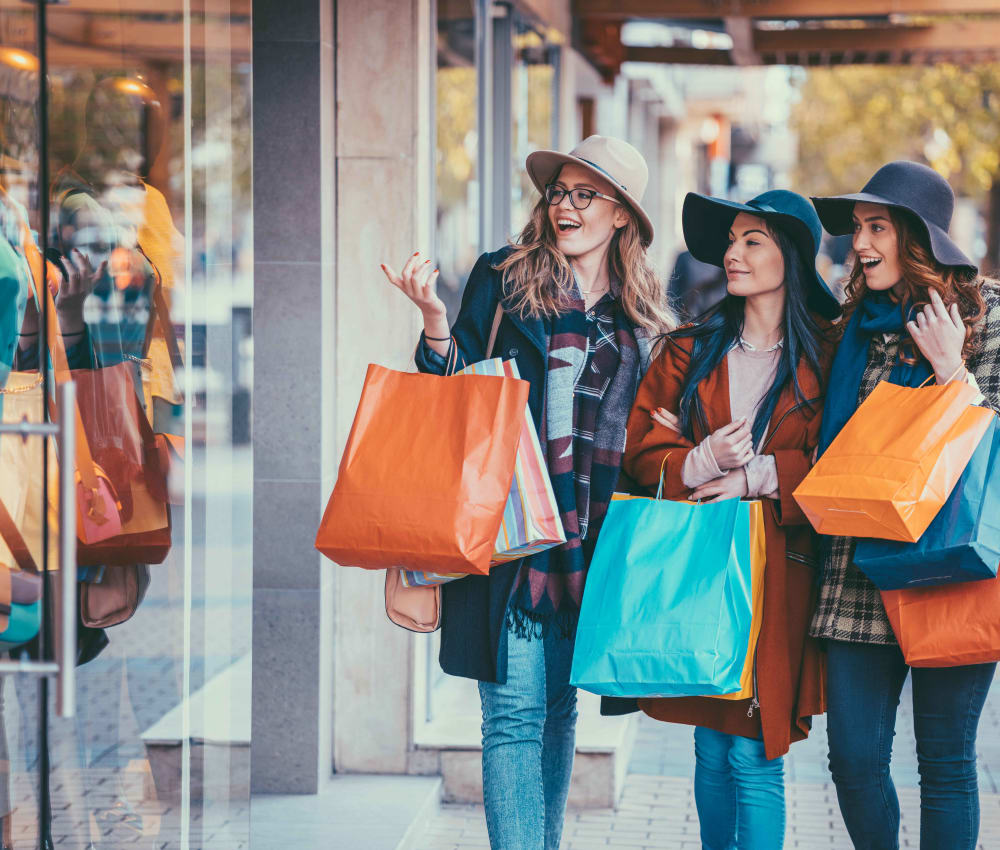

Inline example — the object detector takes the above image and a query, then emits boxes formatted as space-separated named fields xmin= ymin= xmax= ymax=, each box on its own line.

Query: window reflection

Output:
xmin=511 ymin=24 xmax=557 ymax=235
xmin=436 ymin=0 xmax=478 ymax=323
xmin=0 ymin=0 xmax=252 ymax=844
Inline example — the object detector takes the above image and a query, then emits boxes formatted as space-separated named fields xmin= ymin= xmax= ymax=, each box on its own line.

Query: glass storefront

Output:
xmin=435 ymin=0 xmax=479 ymax=323
xmin=510 ymin=21 xmax=557 ymax=234
xmin=0 ymin=0 xmax=251 ymax=845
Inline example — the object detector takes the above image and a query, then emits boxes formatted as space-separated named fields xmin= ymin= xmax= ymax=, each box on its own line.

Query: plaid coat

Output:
xmin=811 ymin=279 xmax=1000 ymax=645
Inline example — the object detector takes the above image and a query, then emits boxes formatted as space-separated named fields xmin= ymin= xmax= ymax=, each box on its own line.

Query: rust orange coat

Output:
xmin=622 ymin=333 xmax=829 ymax=760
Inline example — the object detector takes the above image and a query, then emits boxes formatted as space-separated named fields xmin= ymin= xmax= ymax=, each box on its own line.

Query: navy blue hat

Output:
xmin=682 ymin=189 xmax=841 ymax=319
xmin=811 ymin=160 xmax=976 ymax=274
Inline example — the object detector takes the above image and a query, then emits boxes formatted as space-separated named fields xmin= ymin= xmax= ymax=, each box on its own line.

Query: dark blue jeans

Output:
xmin=826 ymin=640 xmax=996 ymax=850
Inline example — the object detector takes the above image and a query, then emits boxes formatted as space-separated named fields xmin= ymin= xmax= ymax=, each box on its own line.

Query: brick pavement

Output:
xmin=413 ymin=678 xmax=1000 ymax=849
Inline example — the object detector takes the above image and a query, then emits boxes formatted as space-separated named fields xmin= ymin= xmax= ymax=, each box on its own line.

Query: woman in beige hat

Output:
xmin=382 ymin=135 xmax=673 ymax=850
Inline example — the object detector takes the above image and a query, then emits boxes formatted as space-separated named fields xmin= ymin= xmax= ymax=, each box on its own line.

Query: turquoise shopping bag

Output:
xmin=571 ymin=494 xmax=762 ymax=698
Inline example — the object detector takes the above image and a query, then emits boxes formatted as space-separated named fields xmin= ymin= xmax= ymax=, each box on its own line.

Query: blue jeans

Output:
xmin=693 ymin=726 xmax=786 ymax=850
xmin=478 ymin=617 xmax=578 ymax=850
xmin=826 ymin=640 xmax=996 ymax=850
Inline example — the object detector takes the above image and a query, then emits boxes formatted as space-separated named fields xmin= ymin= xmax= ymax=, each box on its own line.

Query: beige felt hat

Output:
xmin=525 ymin=135 xmax=654 ymax=245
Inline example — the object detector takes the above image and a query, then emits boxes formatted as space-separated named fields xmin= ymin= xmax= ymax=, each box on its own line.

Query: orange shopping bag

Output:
xmin=882 ymin=576 xmax=1000 ymax=667
xmin=315 ymin=363 xmax=529 ymax=575
xmin=793 ymin=379 xmax=993 ymax=542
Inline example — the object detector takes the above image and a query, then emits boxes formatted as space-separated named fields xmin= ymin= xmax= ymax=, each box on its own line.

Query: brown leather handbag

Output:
xmin=80 ymin=565 xmax=151 ymax=628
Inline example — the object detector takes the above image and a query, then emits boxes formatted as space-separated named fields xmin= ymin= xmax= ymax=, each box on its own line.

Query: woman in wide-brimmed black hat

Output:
xmin=624 ymin=189 xmax=838 ymax=849
xmin=810 ymin=160 xmax=1000 ymax=850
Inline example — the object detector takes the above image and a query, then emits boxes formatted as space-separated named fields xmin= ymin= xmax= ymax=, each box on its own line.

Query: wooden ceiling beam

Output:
xmin=575 ymin=0 xmax=1000 ymax=18
xmin=624 ymin=19 xmax=1000 ymax=64
xmin=753 ymin=19 xmax=1000 ymax=53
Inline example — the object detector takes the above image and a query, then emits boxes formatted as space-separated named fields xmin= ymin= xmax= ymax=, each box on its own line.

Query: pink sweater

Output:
xmin=681 ymin=343 xmax=781 ymax=498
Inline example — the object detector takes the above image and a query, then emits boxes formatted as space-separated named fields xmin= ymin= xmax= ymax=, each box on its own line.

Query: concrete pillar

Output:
xmin=331 ymin=0 xmax=432 ymax=773
xmin=250 ymin=0 xmax=337 ymax=794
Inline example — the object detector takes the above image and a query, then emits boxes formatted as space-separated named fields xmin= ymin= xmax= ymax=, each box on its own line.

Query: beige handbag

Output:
xmin=384 ymin=568 xmax=441 ymax=632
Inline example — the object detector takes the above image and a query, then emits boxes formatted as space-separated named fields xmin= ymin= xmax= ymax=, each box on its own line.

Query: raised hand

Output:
xmin=906 ymin=288 xmax=967 ymax=384
xmin=55 ymin=248 xmax=105 ymax=335
xmin=381 ymin=251 xmax=446 ymax=321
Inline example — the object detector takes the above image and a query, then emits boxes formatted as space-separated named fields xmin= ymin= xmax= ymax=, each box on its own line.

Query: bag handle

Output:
xmin=656 ymin=452 xmax=671 ymax=500
xmin=917 ymin=362 xmax=967 ymax=388
xmin=486 ymin=302 xmax=503 ymax=359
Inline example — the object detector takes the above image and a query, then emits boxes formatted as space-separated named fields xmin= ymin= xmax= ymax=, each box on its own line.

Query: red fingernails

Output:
xmin=433 ymin=269 xmax=439 ymax=274
xmin=379 ymin=263 xmax=386 ymax=269
xmin=412 ymin=251 xmax=419 ymax=256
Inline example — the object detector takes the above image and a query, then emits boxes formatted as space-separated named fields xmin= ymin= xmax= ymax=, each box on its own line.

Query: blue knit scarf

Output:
xmin=817 ymin=290 xmax=929 ymax=458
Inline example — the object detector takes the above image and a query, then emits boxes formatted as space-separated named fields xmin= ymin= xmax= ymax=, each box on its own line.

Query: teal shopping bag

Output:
xmin=571 ymin=495 xmax=761 ymax=698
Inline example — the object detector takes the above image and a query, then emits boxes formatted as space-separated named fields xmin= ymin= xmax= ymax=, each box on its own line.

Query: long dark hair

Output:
xmin=671 ymin=224 xmax=827 ymax=447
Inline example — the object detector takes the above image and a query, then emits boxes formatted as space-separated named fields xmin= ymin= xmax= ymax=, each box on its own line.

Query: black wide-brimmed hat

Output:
xmin=682 ymin=189 xmax=841 ymax=319
xmin=811 ymin=160 xmax=976 ymax=273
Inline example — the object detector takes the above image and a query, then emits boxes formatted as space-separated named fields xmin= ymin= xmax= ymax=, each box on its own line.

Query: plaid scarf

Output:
xmin=509 ymin=284 xmax=640 ymax=637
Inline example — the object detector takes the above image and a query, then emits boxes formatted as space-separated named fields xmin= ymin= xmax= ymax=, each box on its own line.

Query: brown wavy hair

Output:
xmin=494 ymin=196 xmax=675 ymax=336
xmin=841 ymin=207 xmax=986 ymax=362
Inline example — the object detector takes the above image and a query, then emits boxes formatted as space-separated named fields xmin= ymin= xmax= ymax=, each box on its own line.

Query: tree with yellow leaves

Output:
xmin=791 ymin=63 xmax=1000 ymax=272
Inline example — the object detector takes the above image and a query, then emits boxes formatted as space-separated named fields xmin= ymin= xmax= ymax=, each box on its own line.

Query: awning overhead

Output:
xmin=574 ymin=0 xmax=1000 ymax=78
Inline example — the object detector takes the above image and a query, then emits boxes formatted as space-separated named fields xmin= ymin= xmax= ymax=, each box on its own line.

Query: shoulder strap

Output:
xmin=486 ymin=303 xmax=503 ymax=359
xmin=0 ymin=496 xmax=39 ymax=574
xmin=138 ymin=246 xmax=184 ymax=368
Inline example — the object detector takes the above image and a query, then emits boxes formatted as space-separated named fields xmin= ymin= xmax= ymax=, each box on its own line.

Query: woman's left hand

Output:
xmin=650 ymin=407 xmax=680 ymax=431
xmin=906 ymin=289 xmax=967 ymax=383
xmin=690 ymin=468 xmax=748 ymax=502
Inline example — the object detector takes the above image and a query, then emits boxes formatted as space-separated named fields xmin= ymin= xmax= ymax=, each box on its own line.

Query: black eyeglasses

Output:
xmin=544 ymin=184 xmax=621 ymax=210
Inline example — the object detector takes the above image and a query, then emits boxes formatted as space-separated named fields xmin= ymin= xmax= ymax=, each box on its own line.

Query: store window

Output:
xmin=511 ymin=22 xmax=559 ymax=234
xmin=0 ymin=0 xmax=252 ymax=845
xmin=435 ymin=0 xmax=479 ymax=322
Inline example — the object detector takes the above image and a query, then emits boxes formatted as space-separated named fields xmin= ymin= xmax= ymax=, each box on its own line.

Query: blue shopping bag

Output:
xmin=854 ymin=415 xmax=1000 ymax=590
xmin=570 ymin=494 xmax=764 ymax=698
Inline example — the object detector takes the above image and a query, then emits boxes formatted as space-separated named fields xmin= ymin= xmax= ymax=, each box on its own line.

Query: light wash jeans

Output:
xmin=478 ymin=616 xmax=578 ymax=850
xmin=693 ymin=726 xmax=786 ymax=850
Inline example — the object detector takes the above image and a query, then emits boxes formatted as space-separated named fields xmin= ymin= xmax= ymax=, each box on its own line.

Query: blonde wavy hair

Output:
xmin=841 ymin=208 xmax=987 ymax=362
xmin=495 ymin=196 xmax=675 ymax=336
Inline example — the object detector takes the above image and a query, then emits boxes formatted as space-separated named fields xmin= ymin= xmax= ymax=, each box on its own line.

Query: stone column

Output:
xmin=250 ymin=0 xmax=337 ymax=794
xmin=331 ymin=0 xmax=432 ymax=774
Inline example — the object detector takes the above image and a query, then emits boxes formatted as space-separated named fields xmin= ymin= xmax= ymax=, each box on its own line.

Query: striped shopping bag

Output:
xmin=401 ymin=358 xmax=565 ymax=587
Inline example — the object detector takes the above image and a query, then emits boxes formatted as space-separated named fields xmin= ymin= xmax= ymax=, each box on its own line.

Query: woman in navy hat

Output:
xmin=624 ymin=189 xmax=839 ymax=849
xmin=810 ymin=161 xmax=1000 ymax=850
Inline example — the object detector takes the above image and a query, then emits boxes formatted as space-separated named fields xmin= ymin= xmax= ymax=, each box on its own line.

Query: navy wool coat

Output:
xmin=414 ymin=247 xmax=651 ymax=693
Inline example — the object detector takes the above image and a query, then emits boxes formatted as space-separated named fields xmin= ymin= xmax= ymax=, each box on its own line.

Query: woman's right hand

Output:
xmin=55 ymin=248 xmax=105 ymax=335
xmin=708 ymin=417 xmax=754 ymax=470
xmin=381 ymin=252 xmax=446 ymax=320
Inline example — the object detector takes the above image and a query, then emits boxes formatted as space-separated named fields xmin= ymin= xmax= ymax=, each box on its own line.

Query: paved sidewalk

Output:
xmin=413 ymin=678 xmax=1000 ymax=849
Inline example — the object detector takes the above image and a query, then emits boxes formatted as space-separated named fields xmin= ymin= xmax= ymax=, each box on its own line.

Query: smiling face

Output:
xmin=852 ymin=202 xmax=902 ymax=291
xmin=723 ymin=212 xmax=785 ymax=298
xmin=546 ymin=163 xmax=630 ymax=261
